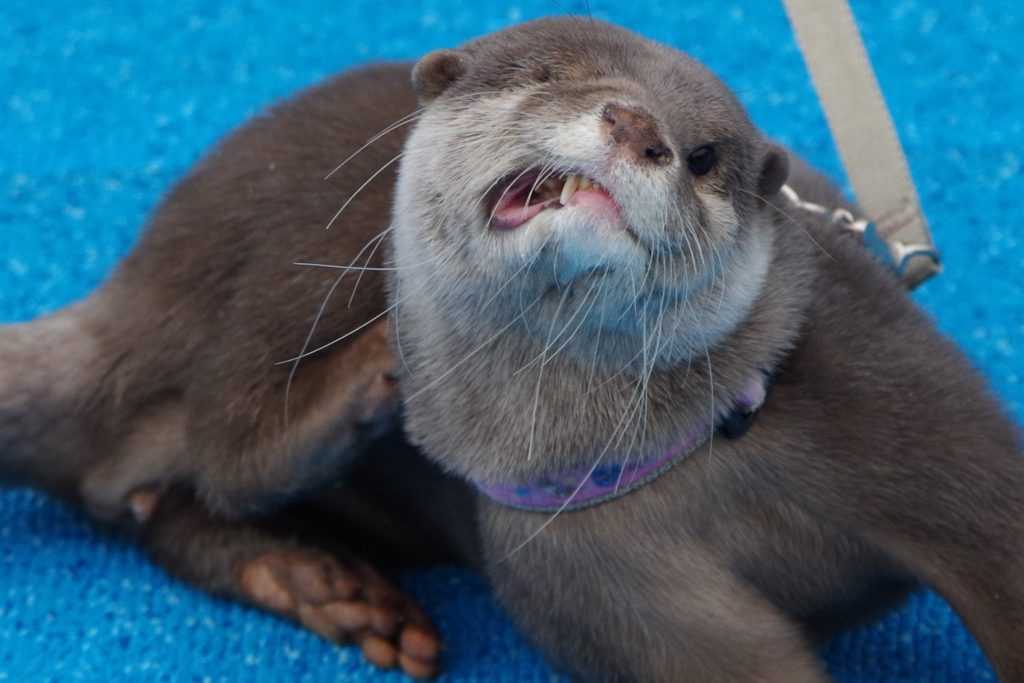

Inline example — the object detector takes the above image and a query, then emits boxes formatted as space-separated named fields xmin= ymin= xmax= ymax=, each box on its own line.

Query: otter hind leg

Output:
xmin=141 ymin=487 xmax=443 ymax=679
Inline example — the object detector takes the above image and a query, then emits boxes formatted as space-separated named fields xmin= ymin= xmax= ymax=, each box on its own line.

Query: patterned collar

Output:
xmin=473 ymin=373 xmax=769 ymax=513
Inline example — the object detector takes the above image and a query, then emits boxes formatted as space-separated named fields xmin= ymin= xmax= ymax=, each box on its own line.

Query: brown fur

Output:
xmin=0 ymin=63 xmax=414 ymax=515
xmin=2 ymin=16 xmax=1024 ymax=683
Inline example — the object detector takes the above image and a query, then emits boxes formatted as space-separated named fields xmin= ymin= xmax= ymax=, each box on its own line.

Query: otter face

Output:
xmin=394 ymin=17 xmax=788 ymax=367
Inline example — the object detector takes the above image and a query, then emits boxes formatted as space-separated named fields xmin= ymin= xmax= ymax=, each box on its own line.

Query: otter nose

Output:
xmin=601 ymin=104 xmax=673 ymax=166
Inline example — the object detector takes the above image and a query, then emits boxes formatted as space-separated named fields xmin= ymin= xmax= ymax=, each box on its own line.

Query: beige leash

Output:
xmin=781 ymin=0 xmax=941 ymax=288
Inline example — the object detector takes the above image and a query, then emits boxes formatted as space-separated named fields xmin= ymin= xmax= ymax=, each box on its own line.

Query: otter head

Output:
xmin=391 ymin=18 xmax=793 ymax=481
xmin=394 ymin=17 xmax=787 ymax=372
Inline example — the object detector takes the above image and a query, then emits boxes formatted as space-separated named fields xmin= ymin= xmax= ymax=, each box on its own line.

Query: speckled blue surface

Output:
xmin=1 ymin=1 xmax=1021 ymax=681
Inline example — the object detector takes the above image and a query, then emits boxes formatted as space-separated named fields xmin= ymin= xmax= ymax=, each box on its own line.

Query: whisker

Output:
xmin=325 ymin=152 xmax=404 ymax=231
xmin=347 ymin=225 xmax=388 ymax=308
xmin=280 ymin=302 xmax=396 ymax=366
xmin=514 ymin=274 xmax=601 ymax=376
xmin=486 ymin=165 xmax=538 ymax=227
xmin=615 ymin=296 xmax=653 ymax=488
xmin=501 ymin=370 xmax=649 ymax=562
xmin=282 ymin=226 xmax=393 ymax=426
xmin=280 ymin=232 xmax=474 ymax=366
xmin=294 ymin=248 xmax=452 ymax=273
xmin=525 ymin=285 xmax=573 ymax=462
xmin=478 ymin=233 xmax=553 ymax=313
xmin=392 ymin=275 xmax=412 ymax=376
xmin=323 ymin=109 xmax=422 ymax=180
xmin=293 ymin=261 xmax=399 ymax=272
xmin=703 ymin=346 xmax=717 ymax=469
xmin=319 ymin=88 xmax=540 ymax=183
xmin=403 ymin=294 xmax=543 ymax=405
xmin=585 ymin=282 xmax=608 ymax=394
xmin=524 ymin=162 xmax=558 ymax=209
xmin=540 ymin=275 xmax=607 ymax=367
xmin=738 ymin=187 xmax=836 ymax=261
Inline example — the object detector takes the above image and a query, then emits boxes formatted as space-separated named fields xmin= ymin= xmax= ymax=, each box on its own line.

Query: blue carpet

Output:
xmin=1 ymin=1 xmax=1021 ymax=680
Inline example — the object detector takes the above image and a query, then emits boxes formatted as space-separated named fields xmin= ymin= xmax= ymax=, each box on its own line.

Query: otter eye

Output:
xmin=533 ymin=65 xmax=552 ymax=83
xmin=687 ymin=145 xmax=717 ymax=176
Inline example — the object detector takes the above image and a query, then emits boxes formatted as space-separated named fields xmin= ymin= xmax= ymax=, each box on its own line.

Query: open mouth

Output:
xmin=487 ymin=170 xmax=623 ymax=231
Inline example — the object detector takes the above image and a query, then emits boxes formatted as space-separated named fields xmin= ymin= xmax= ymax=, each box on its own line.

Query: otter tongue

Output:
xmin=492 ymin=200 xmax=550 ymax=231
xmin=492 ymin=173 xmax=558 ymax=230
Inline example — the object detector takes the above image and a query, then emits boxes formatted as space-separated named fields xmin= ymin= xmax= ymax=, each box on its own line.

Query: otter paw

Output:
xmin=239 ymin=550 xmax=441 ymax=678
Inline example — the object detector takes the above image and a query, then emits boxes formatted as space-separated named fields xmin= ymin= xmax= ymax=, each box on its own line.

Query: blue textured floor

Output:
xmin=1 ymin=1 xmax=1021 ymax=681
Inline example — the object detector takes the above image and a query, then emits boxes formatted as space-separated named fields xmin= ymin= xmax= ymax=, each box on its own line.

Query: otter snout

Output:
xmin=601 ymin=103 xmax=673 ymax=166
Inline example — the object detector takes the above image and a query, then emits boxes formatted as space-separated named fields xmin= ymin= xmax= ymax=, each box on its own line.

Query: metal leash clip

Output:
xmin=780 ymin=185 xmax=941 ymax=288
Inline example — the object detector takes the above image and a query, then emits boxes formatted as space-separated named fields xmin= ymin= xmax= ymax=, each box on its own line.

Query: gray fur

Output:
xmin=1 ymin=15 xmax=1023 ymax=683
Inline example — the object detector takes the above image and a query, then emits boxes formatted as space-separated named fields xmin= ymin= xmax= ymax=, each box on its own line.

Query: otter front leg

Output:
xmin=140 ymin=488 xmax=442 ymax=679
xmin=0 ymin=298 xmax=399 ymax=521
xmin=835 ymin=457 xmax=1024 ymax=682
xmin=485 ymin=521 xmax=833 ymax=683
xmin=762 ymin=417 xmax=1024 ymax=681
xmin=76 ymin=317 xmax=399 ymax=521
xmin=152 ymin=316 xmax=402 ymax=518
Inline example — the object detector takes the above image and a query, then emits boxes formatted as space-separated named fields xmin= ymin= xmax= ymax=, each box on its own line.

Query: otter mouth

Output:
xmin=487 ymin=170 xmax=622 ymax=231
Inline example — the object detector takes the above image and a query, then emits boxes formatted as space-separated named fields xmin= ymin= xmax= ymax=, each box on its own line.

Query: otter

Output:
xmin=2 ymin=16 xmax=1024 ymax=682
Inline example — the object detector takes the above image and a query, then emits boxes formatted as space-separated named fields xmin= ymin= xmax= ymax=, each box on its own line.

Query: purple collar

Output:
xmin=473 ymin=374 xmax=769 ymax=513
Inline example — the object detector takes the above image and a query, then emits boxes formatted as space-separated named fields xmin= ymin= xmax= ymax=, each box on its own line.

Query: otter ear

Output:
xmin=757 ymin=144 xmax=790 ymax=198
xmin=412 ymin=49 xmax=469 ymax=103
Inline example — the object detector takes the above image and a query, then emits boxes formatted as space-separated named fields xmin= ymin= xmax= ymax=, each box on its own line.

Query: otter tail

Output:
xmin=0 ymin=305 xmax=109 ymax=500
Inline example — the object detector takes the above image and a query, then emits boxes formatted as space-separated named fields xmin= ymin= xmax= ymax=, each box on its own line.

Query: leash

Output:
xmin=781 ymin=0 xmax=941 ymax=288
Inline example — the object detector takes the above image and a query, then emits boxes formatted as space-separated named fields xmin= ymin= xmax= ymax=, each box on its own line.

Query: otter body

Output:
xmin=2 ymin=17 xmax=1024 ymax=683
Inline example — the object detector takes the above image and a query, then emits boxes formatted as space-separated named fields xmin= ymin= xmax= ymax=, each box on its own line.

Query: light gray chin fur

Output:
xmin=391 ymin=183 xmax=773 ymax=373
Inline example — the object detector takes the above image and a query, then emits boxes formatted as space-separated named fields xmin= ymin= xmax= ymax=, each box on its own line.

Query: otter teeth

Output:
xmin=559 ymin=173 xmax=600 ymax=205
xmin=560 ymin=174 xmax=580 ymax=205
